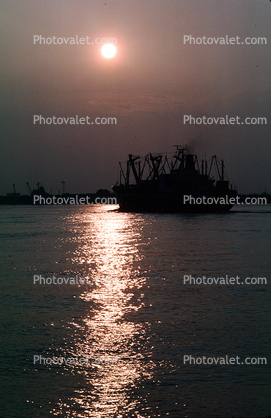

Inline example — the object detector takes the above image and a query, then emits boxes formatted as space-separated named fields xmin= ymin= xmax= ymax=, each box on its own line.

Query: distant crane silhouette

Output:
xmin=26 ymin=182 xmax=32 ymax=196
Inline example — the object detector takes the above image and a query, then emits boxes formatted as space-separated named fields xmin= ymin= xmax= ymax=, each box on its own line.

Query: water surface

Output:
xmin=0 ymin=205 xmax=270 ymax=417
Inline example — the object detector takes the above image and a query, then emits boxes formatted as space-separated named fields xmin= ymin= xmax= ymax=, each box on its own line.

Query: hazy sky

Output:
xmin=1 ymin=0 xmax=270 ymax=194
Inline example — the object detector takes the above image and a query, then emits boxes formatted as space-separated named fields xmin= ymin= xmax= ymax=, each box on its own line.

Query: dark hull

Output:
xmin=113 ymin=191 xmax=236 ymax=213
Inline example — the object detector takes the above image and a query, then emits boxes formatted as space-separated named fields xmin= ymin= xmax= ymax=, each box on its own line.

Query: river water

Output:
xmin=0 ymin=204 xmax=270 ymax=418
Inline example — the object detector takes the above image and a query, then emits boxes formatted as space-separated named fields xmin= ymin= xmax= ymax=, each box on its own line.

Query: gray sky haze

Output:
xmin=1 ymin=0 xmax=270 ymax=194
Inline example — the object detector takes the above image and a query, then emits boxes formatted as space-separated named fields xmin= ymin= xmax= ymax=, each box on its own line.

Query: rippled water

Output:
xmin=0 ymin=205 xmax=270 ymax=418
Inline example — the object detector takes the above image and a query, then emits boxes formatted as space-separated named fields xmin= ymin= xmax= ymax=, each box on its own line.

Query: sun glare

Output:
xmin=101 ymin=44 xmax=116 ymax=59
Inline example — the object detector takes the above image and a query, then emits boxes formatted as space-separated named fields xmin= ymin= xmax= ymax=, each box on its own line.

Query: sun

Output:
xmin=101 ymin=44 xmax=116 ymax=59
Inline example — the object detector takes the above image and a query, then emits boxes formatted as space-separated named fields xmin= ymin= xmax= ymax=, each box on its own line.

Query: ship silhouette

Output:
xmin=112 ymin=145 xmax=237 ymax=213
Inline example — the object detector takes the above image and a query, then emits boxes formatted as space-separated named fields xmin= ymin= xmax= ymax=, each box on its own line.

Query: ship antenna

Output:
xmin=221 ymin=159 xmax=224 ymax=181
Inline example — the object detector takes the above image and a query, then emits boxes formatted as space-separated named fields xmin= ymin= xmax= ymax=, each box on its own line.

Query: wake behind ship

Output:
xmin=112 ymin=145 xmax=237 ymax=213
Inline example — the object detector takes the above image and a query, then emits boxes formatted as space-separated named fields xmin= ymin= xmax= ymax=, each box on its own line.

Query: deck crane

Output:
xmin=26 ymin=182 xmax=32 ymax=196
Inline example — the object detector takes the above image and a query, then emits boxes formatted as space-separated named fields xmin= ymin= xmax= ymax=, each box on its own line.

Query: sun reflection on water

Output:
xmin=53 ymin=207 xmax=153 ymax=417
